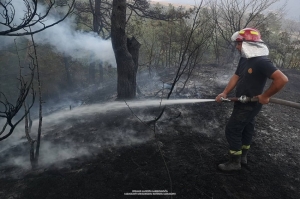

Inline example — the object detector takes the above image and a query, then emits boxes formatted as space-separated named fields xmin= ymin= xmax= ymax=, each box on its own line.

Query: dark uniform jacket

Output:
xmin=235 ymin=56 xmax=278 ymax=98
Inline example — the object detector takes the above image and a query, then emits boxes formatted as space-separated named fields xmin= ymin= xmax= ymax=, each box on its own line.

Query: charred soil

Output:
xmin=0 ymin=67 xmax=300 ymax=199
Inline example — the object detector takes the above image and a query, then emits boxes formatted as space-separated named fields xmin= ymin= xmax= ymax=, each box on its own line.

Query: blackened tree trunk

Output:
xmin=127 ymin=36 xmax=141 ymax=94
xmin=94 ymin=0 xmax=104 ymax=84
xmin=88 ymin=0 xmax=102 ymax=85
xmin=93 ymin=0 xmax=101 ymax=32
xmin=127 ymin=36 xmax=141 ymax=74
xmin=111 ymin=0 xmax=137 ymax=99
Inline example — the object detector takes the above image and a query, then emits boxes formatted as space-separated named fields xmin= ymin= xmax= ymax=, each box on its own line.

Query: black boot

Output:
xmin=241 ymin=149 xmax=249 ymax=165
xmin=218 ymin=153 xmax=241 ymax=171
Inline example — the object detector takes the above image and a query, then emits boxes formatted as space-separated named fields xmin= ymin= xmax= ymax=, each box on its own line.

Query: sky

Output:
xmin=150 ymin=0 xmax=300 ymax=21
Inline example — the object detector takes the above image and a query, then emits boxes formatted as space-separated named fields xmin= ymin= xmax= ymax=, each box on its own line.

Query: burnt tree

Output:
xmin=127 ymin=36 xmax=141 ymax=75
xmin=90 ymin=0 xmax=102 ymax=84
xmin=75 ymin=0 xmax=110 ymax=85
xmin=111 ymin=0 xmax=140 ymax=99
xmin=78 ymin=0 xmax=184 ymax=97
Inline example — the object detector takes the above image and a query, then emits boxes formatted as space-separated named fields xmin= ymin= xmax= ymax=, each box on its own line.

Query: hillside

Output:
xmin=0 ymin=65 xmax=299 ymax=198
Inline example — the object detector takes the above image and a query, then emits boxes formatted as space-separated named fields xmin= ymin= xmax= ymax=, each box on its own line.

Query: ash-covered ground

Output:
xmin=0 ymin=65 xmax=299 ymax=199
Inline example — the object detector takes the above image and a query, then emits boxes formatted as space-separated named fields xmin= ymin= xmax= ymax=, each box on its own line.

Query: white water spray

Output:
xmin=143 ymin=99 xmax=216 ymax=106
xmin=0 ymin=99 xmax=216 ymax=171
xmin=41 ymin=98 xmax=216 ymax=128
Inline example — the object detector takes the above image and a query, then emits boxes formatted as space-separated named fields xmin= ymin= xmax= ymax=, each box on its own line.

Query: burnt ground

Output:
xmin=0 ymin=66 xmax=300 ymax=199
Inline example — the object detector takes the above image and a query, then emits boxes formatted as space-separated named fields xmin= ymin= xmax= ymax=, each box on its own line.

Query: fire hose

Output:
xmin=221 ymin=95 xmax=300 ymax=110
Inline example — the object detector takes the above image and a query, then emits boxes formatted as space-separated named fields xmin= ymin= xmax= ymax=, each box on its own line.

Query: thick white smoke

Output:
xmin=0 ymin=1 xmax=116 ymax=66
xmin=33 ymin=16 xmax=116 ymax=66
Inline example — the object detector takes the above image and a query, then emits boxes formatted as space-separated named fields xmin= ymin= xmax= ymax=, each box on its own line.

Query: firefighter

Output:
xmin=215 ymin=28 xmax=288 ymax=171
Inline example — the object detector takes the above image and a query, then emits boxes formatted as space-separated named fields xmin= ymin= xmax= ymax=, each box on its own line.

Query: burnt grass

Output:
xmin=0 ymin=66 xmax=300 ymax=199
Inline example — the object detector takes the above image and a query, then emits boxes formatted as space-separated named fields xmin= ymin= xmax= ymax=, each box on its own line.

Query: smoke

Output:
xmin=32 ymin=16 xmax=116 ymax=66
xmin=0 ymin=101 xmax=158 ymax=174
xmin=0 ymin=1 xmax=116 ymax=66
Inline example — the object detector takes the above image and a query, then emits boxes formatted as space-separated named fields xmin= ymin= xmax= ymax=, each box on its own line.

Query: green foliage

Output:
xmin=35 ymin=44 xmax=87 ymax=99
xmin=129 ymin=5 xmax=216 ymax=71
xmin=269 ymin=30 xmax=300 ymax=69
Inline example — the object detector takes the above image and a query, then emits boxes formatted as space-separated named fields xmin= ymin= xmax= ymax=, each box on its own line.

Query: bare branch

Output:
xmin=0 ymin=0 xmax=75 ymax=36
xmin=0 ymin=38 xmax=36 ymax=141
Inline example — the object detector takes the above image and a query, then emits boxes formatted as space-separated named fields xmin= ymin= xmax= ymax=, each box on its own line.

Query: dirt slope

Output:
xmin=0 ymin=67 xmax=299 ymax=199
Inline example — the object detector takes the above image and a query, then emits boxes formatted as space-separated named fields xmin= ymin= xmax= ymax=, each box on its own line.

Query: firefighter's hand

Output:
xmin=257 ymin=94 xmax=270 ymax=104
xmin=216 ymin=93 xmax=227 ymax=103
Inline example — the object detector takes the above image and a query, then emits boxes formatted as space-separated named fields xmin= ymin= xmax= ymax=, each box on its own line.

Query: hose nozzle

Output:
xmin=220 ymin=97 xmax=231 ymax=102
xmin=238 ymin=95 xmax=258 ymax=103
xmin=221 ymin=95 xmax=257 ymax=103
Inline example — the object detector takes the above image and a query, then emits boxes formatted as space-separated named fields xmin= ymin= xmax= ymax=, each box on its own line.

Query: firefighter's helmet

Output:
xmin=231 ymin=28 xmax=263 ymax=42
